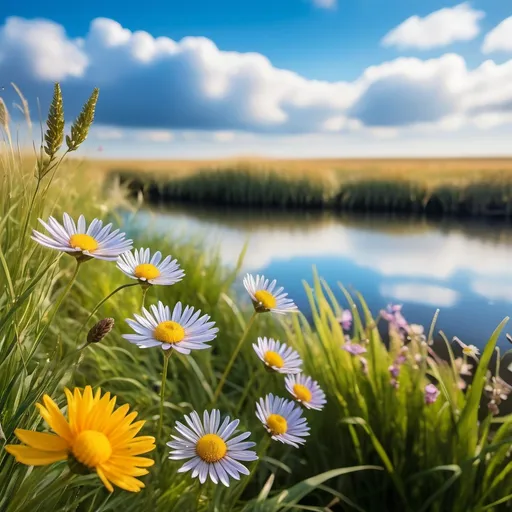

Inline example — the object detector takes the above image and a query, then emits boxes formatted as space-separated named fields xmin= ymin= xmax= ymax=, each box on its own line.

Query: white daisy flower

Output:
xmin=285 ymin=374 xmax=326 ymax=411
xmin=32 ymin=213 xmax=132 ymax=262
xmin=167 ymin=410 xmax=258 ymax=487
xmin=253 ymin=337 xmax=302 ymax=374
xmin=256 ymin=394 xmax=310 ymax=448
xmin=243 ymin=274 xmax=298 ymax=314
xmin=117 ymin=248 xmax=185 ymax=286
xmin=123 ymin=301 xmax=218 ymax=354
xmin=454 ymin=337 xmax=480 ymax=359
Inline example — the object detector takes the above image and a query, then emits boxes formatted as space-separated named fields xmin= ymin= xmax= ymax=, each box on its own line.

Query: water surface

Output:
xmin=126 ymin=205 xmax=512 ymax=349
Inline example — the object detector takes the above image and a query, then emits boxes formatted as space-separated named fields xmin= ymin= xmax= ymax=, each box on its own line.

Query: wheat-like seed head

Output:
xmin=66 ymin=88 xmax=99 ymax=152
xmin=0 ymin=98 xmax=10 ymax=132
xmin=11 ymin=83 xmax=31 ymax=131
xmin=44 ymin=83 xmax=65 ymax=158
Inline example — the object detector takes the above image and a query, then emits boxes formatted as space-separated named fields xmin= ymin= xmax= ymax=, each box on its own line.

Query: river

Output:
xmin=126 ymin=204 xmax=512 ymax=350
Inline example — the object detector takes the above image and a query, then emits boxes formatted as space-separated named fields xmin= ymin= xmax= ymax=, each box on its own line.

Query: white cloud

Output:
xmin=472 ymin=112 xmax=512 ymax=130
xmin=380 ymin=283 xmax=459 ymax=307
xmin=1 ymin=15 xmax=512 ymax=138
xmin=382 ymin=3 xmax=484 ymax=50
xmin=471 ymin=279 xmax=512 ymax=303
xmin=93 ymin=126 xmax=124 ymax=139
xmin=368 ymin=127 xmax=399 ymax=139
xmin=212 ymin=131 xmax=236 ymax=142
xmin=482 ymin=17 xmax=512 ymax=54
xmin=136 ymin=130 xmax=174 ymax=142
xmin=0 ymin=16 xmax=87 ymax=80
xmin=311 ymin=0 xmax=337 ymax=9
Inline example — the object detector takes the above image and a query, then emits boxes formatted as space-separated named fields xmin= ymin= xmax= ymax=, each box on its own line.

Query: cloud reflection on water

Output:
xmin=130 ymin=206 xmax=512 ymax=307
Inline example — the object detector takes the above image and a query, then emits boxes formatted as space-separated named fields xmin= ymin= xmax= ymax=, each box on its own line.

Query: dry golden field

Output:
xmin=86 ymin=156 xmax=512 ymax=188
xmin=85 ymin=156 xmax=512 ymax=215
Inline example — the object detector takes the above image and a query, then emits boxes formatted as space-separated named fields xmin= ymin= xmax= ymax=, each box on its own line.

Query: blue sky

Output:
xmin=1 ymin=0 xmax=512 ymax=157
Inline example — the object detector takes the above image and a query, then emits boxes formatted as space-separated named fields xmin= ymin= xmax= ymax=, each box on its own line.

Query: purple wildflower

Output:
xmin=388 ymin=364 xmax=400 ymax=379
xmin=342 ymin=341 xmax=367 ymax=356
xmin=424 ymin=383 xmax=440 ymax=405
xmin=485 ymin=376 xmax=512 ymax=415
xmin=338 ymin=310 xmax=353 ymax=331
xmin=390 ymin=378 xmax=399 ymax=389
xmin=395 ymin=346 xmax=409 ymax=365
xmin=380 ymin=304 xmax=410 ymax=340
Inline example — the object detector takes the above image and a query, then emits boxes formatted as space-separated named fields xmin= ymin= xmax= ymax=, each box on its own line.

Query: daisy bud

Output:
xmin=87 ymin=318 xmax=115 ymax=344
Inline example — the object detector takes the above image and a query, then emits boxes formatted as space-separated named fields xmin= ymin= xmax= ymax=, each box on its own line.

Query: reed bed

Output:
xmin=1 ymin=85 xmax=512 ymax=512
xmin=109 ymin=165 xmax=512 ymax=218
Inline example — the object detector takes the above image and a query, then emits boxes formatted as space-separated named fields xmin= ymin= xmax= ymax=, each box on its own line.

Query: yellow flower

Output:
xmin=5 ymin=386 xmax=155 ymax=493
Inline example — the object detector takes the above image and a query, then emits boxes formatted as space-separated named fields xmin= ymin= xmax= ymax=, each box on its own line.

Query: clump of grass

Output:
xmin=334 ymin=179 xmax=428 ymax=213
xmin=116 ymin=166 xmax=329 ymax=209
xmin=282 ymin=277 xmax=512 ymax=511
xmin=111 ymin=165 xmax=512 ymax=219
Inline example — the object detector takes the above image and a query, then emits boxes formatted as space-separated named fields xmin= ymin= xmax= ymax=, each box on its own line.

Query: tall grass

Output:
xmin=111 ymin=167 xmax=512 ymax=218
xmin=1 ymin=85 xmax=512 ymax=512
xmin=114 ymin=167 xmax=329 ymax=209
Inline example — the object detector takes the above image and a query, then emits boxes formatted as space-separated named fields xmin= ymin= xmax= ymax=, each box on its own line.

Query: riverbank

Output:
xmin=93 ymin=157 xmax=512 ymax=218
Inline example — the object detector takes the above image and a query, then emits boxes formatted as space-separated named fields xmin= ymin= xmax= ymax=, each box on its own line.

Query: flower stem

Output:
xmin=234 ymin=367 xmax=266 ymax=416
xmin=142 ymin=286 xmax=149 ymax=308
xmin=158 ymin=351 xmax=172 ymax=440
xmin=232 ymin=435 xmax=271 ymax=506
xmin=75 ymin=282 xmax=139 ymax=344
xmin=14 ymin=178 xmax=41 ymax=281
xmin=212 ymin=312 xmax=257 ymax=405
xmin=29 ymin=260 xmax=81 ymax=359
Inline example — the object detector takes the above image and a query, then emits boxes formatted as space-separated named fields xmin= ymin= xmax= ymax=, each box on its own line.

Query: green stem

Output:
xmin=212 ymin=312 xmax=257 ymax=404
xmin=39 ymin=150 xmax=69 ymax=199
xmin=158 ymin=351 xmax=172 ymax=440
xmin=29 ymin=260 xmax=81 ymax=359
xmin=234 ymin=367 xmax=266 ymax=416
xmin=75 ymin=282 xmax=139 ymax=344
xmin=14 ymin=179 xmax=41 ymax=280
xmin=142 ymin=287 xmax=149 ymax=308
xmin=231 ymin=435 xmax=271 ymax=507
xmin=234 ymin=372 xmax=257 ymax=416
xmin=194 ymin=480 xmax=202 ymax=511
xmin=57 ymin=341 xmax=90 ymax=368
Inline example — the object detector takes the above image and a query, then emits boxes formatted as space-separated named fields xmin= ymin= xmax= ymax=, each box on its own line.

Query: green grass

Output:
xmin=111 ymin=166 xmax=512 ymax=218
xmin=2 ymin=85 xmax=512 ymax=512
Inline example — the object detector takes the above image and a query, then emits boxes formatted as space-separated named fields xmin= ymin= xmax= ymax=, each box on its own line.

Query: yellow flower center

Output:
xmin=463 ymin=346 xmax=474 ymax=355
xmin=134 ymin=263 xmax=161 ymax=280
xmin=267 ymin=414 xmax=288 ymax=435
xmin=69 ymin=234 xmax=98 ymax=252
xmin=293 ymin=383 xmax=312 ymax=403
xmin=195 ymin=434 xmax=227 ymax=463
xmin=72 ymin=430 xmax=112 ymax=468
xmin=254 ymin=290 xmax=277 ymax=310
xmin=154 ymin=321 xmax=185 ymax=344
xmin=264 ymin=351 xmax=284 ymax=368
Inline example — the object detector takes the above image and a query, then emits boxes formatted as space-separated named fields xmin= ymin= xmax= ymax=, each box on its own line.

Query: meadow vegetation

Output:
xmin=1 ymin=86 xmax=512 ymax=511
xmin=99 ymin=157 xmax=512 ymax=218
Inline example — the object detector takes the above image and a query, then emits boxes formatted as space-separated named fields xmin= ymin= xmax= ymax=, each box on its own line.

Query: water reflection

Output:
xmin=125 ymin=204 xmax=512 ymax=348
